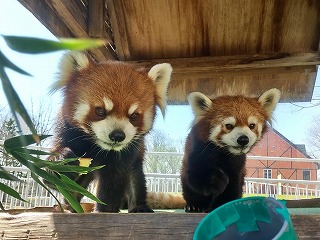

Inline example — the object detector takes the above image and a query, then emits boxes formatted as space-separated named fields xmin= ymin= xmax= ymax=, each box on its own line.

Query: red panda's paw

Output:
xmin=202 ymin=169 xmax=229 ymax=197
xmin=129 ymin=205 xmax=154 ymax=213
xmin=185 ymin=204 xmax=205 ymax=213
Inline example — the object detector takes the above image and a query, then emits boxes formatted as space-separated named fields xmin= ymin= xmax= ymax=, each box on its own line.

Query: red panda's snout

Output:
xmin=188 ymin=88 xmax=281 ymax=155
xmin=209 ymin=116 xmax=262 ymax=155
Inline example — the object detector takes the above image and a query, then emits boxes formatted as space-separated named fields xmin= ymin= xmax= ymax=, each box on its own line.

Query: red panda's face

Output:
xmin=52 ymin=52 xmax=172 ymax=151
xmin=188 ymin=89 xmax=280 ymax=155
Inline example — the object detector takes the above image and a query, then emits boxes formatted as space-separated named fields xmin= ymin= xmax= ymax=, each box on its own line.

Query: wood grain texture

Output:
xmin=17 ymin=0 xmax=320 ymax=103
xmin=0 ymin=213 xmax=319 ymax=239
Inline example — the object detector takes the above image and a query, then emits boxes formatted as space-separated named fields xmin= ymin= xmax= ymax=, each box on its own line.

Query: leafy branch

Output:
xmin=0 ymin=35 xmax=106 ymax=212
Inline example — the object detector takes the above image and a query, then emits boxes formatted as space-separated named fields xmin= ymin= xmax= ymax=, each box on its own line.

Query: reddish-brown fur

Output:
xmin=181 ymin=90 xmax=280 ymax=212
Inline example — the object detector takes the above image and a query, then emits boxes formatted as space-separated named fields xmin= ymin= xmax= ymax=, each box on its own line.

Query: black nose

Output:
xmin=237 ymin=135 xmax=249 ymax=147
xmin=109 ymin=129 xmax=126 ymax=143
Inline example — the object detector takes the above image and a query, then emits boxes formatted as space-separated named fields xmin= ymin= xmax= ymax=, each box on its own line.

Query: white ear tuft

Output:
xmin=258 ymin=88 xmax=281 ymax=117
xmin=188 ymin=92 xmax=212 ymax=116
xmin=148 ymin=63 xmax=173 ymax=116
xmin=49 ymin=51 xmax=90 ymax=94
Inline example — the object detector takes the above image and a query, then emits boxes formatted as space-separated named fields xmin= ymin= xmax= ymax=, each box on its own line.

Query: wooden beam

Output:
xmin=88 ymin=0 xmax=105 ymax=38
xmin=128 ymin=52 xmax=320 ymax=73
xmin=48 ymin=0 xmax=88 ymax=38
xmin=18 ymin=0 xmax=117 ymax=61
xmin=0 ymin=213 xmax=319 ymax=239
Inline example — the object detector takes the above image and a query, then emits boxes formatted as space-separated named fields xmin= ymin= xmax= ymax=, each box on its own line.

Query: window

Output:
xmin=302 ymin=170 xmax=311 ymax=180
xmin=263 ymin=169 xmax=272 ymax=179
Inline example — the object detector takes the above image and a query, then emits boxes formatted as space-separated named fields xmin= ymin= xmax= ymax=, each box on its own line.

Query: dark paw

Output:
xmin=129 ymin=205 xmax=154 ymax=213
xmin=202 ymin=169 xmax=229 ymax=196
xmin=184 ymin=204 xmax=205 ymax=213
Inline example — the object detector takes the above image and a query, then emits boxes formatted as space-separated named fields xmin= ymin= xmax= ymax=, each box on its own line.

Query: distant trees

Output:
xmin=306 ymin=115 xmax=320 ymax=158
xmin=144 ymin=130 xmax=185 ymax=174
xmin=0 ymin=101 xmax=54 ymax=166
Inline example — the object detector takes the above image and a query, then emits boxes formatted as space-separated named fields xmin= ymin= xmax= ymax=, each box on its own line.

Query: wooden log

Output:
xmin=0 ymin=212 xmax=319 ymax=239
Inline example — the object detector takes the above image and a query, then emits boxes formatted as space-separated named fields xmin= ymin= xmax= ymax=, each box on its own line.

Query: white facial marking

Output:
xmin=209 ymin=116 xmax=262 ymax=155
xmin=143 ymin=108 xmax=154 ymax=132
xmin=103 ymin=97 xmax=114 ymax=111
xmin=74 ymin=102 xmax=90 ymax=122
xmin=91 ymin=117 xmax=137 ymax=151
xmin=128 ymin=103 xmax=139 ymax=115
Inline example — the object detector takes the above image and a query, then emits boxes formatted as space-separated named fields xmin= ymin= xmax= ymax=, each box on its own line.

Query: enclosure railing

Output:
xmin=1 ymin=143 xmax=320 ymax=209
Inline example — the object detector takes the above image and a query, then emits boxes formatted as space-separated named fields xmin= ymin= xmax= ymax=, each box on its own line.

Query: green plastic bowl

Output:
xmin=193 ymin=197 xmax=297 ymax=240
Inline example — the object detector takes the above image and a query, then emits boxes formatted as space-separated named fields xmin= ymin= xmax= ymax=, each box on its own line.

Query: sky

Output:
xmin=0 ymin=1 xmax=319 ymax=155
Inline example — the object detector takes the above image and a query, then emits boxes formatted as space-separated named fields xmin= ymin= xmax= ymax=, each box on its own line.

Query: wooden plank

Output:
xmin=0 ymin=213 xmax=319 ymax=239
xmin=106 ymin=0 xmax=320 ymax=61
xmin=128 ymin=52 xmax=320 ymax=73
xmin=18 ymin=0 xmax=74 ymax=38
xmin=47 ymin=0 xmax=88 ymax=38
xmin=88 ymin=0 xmax=105 ymax=37
xmin=18 ymin=0 xmax=117 ymax=61
xmin=127 ymin=52 xmax=318 ymax=103
xmin=167 ymin=65 xmax=317 ymax=104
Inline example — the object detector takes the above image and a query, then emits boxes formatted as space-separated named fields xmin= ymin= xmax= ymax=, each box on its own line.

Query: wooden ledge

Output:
xmin=1 ymin=212 xmax=320 ymax=239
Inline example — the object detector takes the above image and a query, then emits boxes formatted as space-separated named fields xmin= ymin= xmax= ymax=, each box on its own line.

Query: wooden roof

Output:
xmin=19 ymin=0 xmax=320 ymax=104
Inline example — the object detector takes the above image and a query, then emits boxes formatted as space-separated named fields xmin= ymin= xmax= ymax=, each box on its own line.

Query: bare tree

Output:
xmin=306 ymin=115 xmax=320 ymax=158
xmin=145 ymin=130 xmax=183 ymax=174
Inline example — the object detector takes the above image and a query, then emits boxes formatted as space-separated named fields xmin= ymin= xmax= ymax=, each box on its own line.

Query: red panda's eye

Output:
xmin=95 ymin=107 xmax=107 ymax=117
xmin=130 ymin=113 xmax=139 ymax=122
xmin=225 ymin=124 xmax=234 ymax=130
xmin=249 ymin=123 xmax=256 ymax=129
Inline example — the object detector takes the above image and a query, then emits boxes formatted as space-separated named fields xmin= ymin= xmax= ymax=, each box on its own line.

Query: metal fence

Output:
xmin=1 ymin=145 xmax=320 ymax=209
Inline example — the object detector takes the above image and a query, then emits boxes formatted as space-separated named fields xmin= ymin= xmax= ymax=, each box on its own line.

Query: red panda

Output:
xmin=49 ymin=51 xmax=172 ymax=212
xmin=181 ymin=89 xmax=281 ymax=212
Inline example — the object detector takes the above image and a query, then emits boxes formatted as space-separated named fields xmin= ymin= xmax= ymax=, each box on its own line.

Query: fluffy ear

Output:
xmin=258 ymin=88 xmax=281 ymax=117
xmin=49 ymin=51 xmax=91 ymax=94
xmin=188 ymin=92 xmax=212 ymax=116
xmin=148 ymin=63 xmax=173 ymax=116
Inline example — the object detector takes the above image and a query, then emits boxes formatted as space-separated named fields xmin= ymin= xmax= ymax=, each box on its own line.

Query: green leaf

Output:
xmin=0 ymin=50 xmax=31 ymax=75
xmin=0 ymin=69 xmax=38 ymax=141
xmin=0 ymin=182 xmax=27 ymax=202
xmin=0 ymin=201 xmax=5 ymax=211
xmin=59 ymin=174 xmax=105 ymax=205
xmin=3 ymin=35 xmax=106 ymax=54
xmin=47 ymin=164 xmax=104 ymax=174
xmin=56 ymin=185 xmax=84 ymax=213
xmin=0 ymin=168 xmax=21 ymax=181
xmin=9 ymin=150 xmax=104 ymax=205
xmin=4 ymin=135 xmax=50 ymax=151
xmin=30 ymin=172 xmax=64 ymax=213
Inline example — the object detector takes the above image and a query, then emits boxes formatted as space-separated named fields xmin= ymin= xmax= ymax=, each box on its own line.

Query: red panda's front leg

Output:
xmin=127 ymin=157 xmax=154 ymax=213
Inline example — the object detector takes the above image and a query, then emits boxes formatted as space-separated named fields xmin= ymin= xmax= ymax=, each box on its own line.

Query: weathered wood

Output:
xmin=0 ymin=213 xmax=319 ymax=239
xmin=107 ymin=0 xmax=320 ymax=61
xmin=88 ymin=0 xmax=105 ymax=38
xmin=18 ymin=0 xmax=117 ymax=61
xmin=128 ymin=52 xmax=320 ymax=73
xmin=169 ymin=65 xmax=316 ymax=103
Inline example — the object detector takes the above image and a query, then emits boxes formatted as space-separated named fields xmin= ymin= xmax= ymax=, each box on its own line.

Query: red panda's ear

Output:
xmin=188 ymin=92 xmax=212 ymax=117
xmin=148 ymin=63 xmax=173 ymax=117
xmin=49 ymin=51 xmax=91 ymax=94
xmin=258 ymin=88 xmax=281 ymax=117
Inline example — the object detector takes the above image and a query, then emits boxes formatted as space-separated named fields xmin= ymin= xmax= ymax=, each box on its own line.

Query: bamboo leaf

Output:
xmin=56 ymin=185 xmax=84 ymax=213
xmin=59 ymin=174 xmax=105 ymax=204
xmin=9 ymin=150 xmax=104 ymax=204
xmin=30 ymin=172 xmax=64 ymax=212
xmin=0 ymin=168 xmax=21 ymax=181
xmin=4 ymin=135 xmax=50 ymax=151
xmin=3 ymin=35 xmax=106 ymax=54
xmin=0 ymin=69 xmax=38 ymax=141
xmin=0 ymin=182 xmax=27 ymax=202
xmin=47 ymin=164 xmax=104 ymax=174
xmin=0 ymin=201 xmax=5 ymax=211
xmin=0 ymin=50 xmax=31 ymax=75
